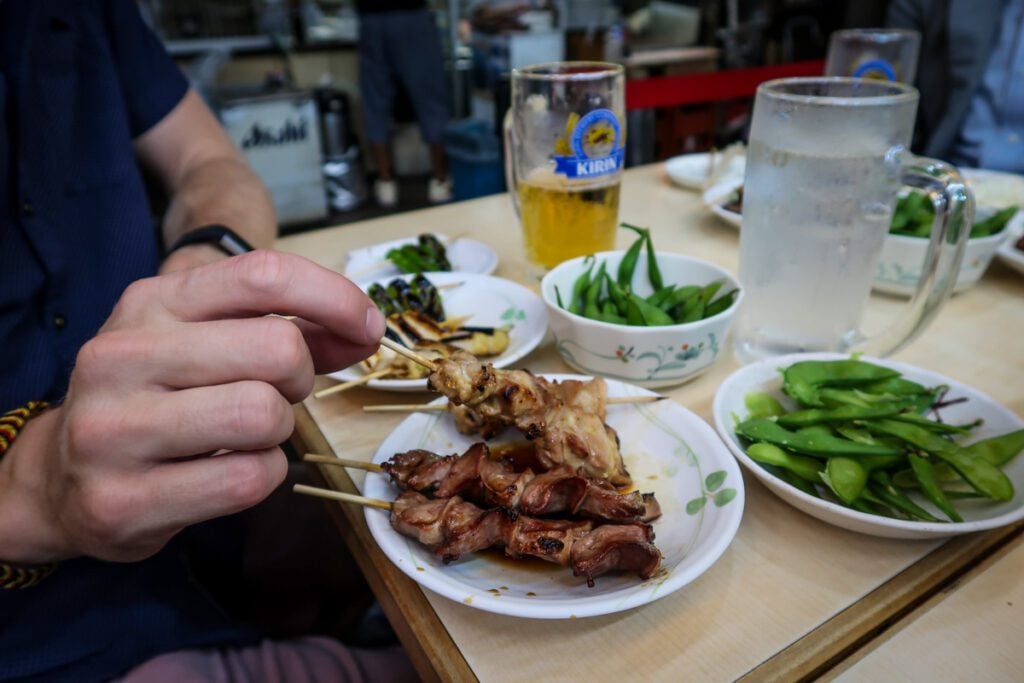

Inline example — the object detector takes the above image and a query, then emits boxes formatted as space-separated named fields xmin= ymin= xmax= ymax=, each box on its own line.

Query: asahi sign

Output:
xmin=220 ymin=93 xmax=327 ymax=223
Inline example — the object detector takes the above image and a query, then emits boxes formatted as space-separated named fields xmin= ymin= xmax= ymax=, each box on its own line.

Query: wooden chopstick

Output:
xmin=379 ymin=336 xmax=437 ymax=372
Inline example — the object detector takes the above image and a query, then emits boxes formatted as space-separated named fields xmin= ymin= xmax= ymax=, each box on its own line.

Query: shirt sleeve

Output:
xmin=102 ymin=0 xmax=189 ymax=138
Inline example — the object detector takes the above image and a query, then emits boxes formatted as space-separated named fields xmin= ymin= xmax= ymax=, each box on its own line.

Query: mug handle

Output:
xmin=857 ymin=157 xmax=973 ymax=357
xmin=502 ymin=110 xmax=521 ymax=218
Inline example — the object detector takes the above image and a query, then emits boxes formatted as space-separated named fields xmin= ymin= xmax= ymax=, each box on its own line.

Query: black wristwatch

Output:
xmin=167 ymin=225 xmax=255 ymax=257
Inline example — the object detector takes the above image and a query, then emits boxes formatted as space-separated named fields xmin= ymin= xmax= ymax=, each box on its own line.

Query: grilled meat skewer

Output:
xmin=426 ymin=351 xmax=632 ymax=487
xmin=382 ymin=443 xmax=662 ymax=523
xmin=391 ymin=491 xmax=662 ymax=586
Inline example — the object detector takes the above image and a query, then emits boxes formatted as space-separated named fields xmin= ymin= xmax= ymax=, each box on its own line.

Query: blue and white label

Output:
xmin=553 ymin=108 xmax=624 ymax=180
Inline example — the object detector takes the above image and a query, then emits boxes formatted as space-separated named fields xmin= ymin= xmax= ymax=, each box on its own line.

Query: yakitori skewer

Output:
xmin=292 ymin=484 xmax=392 ymax=510
xmin=362 ymin=394 xmax=665 ymax=413
xmin=313 ymin=369 xmax=391 ymax=399
xmin=379 ymin=336 xmax=437 ymax=372
xmin=303 ymin=453 xmax=384 ymax=472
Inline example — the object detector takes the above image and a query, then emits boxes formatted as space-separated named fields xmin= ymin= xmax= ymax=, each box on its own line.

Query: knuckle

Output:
xmin=64 ymin=410 xmax=109 ymax=458
xmin=234 ymin=250 xmax=294 ymax=301
xmin=110 ymin=278 xmax=157 ymax=322
xmin=77 ymin=481 xmax=133 ymax=546
xmin=261 ymin=317 xmax=311 ymax=377
xmin=230 ymin=382 xmax=290 ymax=439
xmin=222 ymin=457 xmax=275 ymax=508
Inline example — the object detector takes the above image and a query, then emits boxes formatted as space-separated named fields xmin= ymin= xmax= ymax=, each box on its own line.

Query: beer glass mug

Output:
xmin=734 ymin=77 xmax=972 ymax=362
xmin=826 ymin=29 xmax=921 ymax=83
xmin=504 ymin=62 xmax=626 ymax=270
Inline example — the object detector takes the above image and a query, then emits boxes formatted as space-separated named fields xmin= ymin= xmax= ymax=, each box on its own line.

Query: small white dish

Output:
xmin=665 ymin=150 xmax=745 ymax=191
xmin=702 ymin=178 xmax=743 ymax=229
xmin=995 ymin=211 xmax=1024 ymax=276
xmin=712 ymin=352 xmax=1024 ymax=540
xmin=327 ymin=272 xmax=547 ymax=392
xmin=540 ymin=251 xmax=742 ymax=389
xmin=362 ymin=375 xmax=745 ymax=619
xmin=344 ymin=234 xmax=499 ymax=283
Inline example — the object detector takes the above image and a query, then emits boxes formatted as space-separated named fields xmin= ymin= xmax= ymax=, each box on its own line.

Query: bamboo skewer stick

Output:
xmin=379 ymin=336 xmax=437 ymax=372
xmin=303 ymin=453 xmax=383 ymax=473
xmin=293 ymin=484 xmax=392 ymax=510
xmin=362 ymin=395 xmax=666 ymax=413
xmin=313 ymin=369 xmax=392 ymax=399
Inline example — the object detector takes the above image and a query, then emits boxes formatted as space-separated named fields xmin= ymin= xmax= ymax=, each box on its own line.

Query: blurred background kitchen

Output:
xmin=144 ymin=0 xmax=890 ymax=234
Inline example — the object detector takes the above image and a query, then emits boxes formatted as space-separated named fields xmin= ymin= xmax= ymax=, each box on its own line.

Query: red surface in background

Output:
xmin=625 ymin=60 xmax=826 ymax=110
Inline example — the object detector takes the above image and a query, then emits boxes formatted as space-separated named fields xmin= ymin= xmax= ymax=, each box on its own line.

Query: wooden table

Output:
xmin=277 ymin=164 xmax=1024 ymax=682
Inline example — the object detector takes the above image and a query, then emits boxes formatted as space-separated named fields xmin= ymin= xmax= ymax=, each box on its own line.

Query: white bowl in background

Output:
xmin=540 ymin=251 xmax=742 ymax=388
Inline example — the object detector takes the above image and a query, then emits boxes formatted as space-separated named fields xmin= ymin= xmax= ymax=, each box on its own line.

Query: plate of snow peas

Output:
xmin=713 ymin=354 xmax=1024 ymax=539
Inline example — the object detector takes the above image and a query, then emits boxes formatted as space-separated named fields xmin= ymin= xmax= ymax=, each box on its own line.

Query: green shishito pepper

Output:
xmin=890 ymin=190 xmax=1019 ymax=239
xmin=557 ymin=223 xmax=737 ymax=326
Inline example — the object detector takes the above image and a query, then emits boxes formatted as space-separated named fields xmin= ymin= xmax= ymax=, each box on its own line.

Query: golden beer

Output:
xmin=518 ymin=175 xmax=620 ymax=269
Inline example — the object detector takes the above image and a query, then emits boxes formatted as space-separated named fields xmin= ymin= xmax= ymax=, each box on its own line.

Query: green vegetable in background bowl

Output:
xmin=890 ymin=190 xmax=1018 ymax=239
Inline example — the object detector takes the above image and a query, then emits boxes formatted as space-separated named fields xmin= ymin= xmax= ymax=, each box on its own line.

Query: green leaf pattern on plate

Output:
xmin=557 ymin=333 xmax=720 ymax=381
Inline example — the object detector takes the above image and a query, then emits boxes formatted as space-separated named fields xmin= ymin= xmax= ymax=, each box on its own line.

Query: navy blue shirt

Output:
xmin=1 ymin=2 xmax=255 ymax=680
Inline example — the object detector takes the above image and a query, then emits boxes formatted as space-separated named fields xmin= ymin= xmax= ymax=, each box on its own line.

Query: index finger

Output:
xmin=156 ymin=250 xmax=385 ymax=346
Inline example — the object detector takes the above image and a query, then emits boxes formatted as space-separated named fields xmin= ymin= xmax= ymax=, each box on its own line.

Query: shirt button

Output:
xmin=53 ymin=315 xmax=66 ymax=329
xmin=22 ymin=201 xmax=34 ymax=217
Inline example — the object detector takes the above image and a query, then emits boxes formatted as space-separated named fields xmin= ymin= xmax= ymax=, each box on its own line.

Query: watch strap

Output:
xmin=167 ymin=225 xmax=255 ymax=257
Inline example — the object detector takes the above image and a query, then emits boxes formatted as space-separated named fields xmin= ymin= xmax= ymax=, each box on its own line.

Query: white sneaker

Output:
xmin=428 ymin=177 xmax=453 ymax=204
xmin=374 ymin=179 xmax=398 ymax=207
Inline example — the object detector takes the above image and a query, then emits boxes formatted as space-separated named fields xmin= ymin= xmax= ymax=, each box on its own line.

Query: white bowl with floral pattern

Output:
xmin=540 ymin=251 xmax=742 ymax=389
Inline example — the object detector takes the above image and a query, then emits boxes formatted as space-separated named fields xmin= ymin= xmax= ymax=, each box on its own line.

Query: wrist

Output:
xmin=0 ymin=409 xmax=75 ymax=564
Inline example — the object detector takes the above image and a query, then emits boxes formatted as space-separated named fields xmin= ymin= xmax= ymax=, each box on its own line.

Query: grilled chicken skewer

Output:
xmin=426 ymin=351 xmax=632 ymax=487
xmin=391 ymin=491 xmax=661 ymax=586
xmin=380 ymin=444 xmax=662 ymax=523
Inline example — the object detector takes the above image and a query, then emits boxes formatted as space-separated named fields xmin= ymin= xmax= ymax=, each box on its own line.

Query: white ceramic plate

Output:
xmin=713 ymin=353 xmax=1024 ymax=540
xmin=344 ymin=234 xmax=499 ymax=283
xmin=327 ymin=272 xmax=547 ymax=392
xmin=702 ymin=178 xmax=743 ymax=228
xmin=362 ymin=376 xmax=745 ymax=619
xmin=665 ymin=151 xmax=745 ymax=191
xmin=962 ymin=167 xmax=1024 ymax=208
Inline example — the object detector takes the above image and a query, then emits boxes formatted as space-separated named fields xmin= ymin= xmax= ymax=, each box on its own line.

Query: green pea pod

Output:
xmin=645 ymin=285 xmax=676 ymax=308
xmin=596 ymin=309 xmax=627 ymax=325
xmin=890 ymin=412 xmax=981 ymax=435
xmin=617 ymin=231 xmax=646 ymax=288
xmin=625 ymin=294 xmax=645 ymax=326
xmin=584 ymin=262 xmax=607 ymax=320
xmin=747 ymin=442 xmax=822 ymax=482
xmin=821 ymin=457 xmax=868 ymax=505
xmin=569 ymin=258 xmax=595 ymax=315
xmin=868 ymin=419 xmax=1014 ymax=501
xmin=735 ymin=417 xmax=904 ymax=458
xmin=834 ymin=424 xmax=888 ymax=446
xmin=963 ymin=428 xmax=1024 ymax=467
xmin=777 ymin=469 xmax=821 ymax=497
xmin=665 ymin=285 xmax=701 ymax=309
xmin=782 ymin=359 xmax=901 ymax=407
xmin=645 ymin=230 xmax=664 ymax=290
xmin=604 ymin=272 xmax=628 ymax=316
xmin=776 ymin=401 xmax=917 ymax=428
xmin=744 ymin=392 xmax=785 ymax=419
xmin=858 ymin=488 xmax=900 ymax=518
xmin=908 ymin=453 xmax=963 ymax=523
xmin=698 ymin=280 xmax=723 ymax=305
xmin=677 ymin=293 xmax=705 ymax=323
xmin=971 ymin=206 xmax=1018 ymax=238
xmin=870 ymin=471 xmax=941 ymax=522
xmin=704 ymin=289 xmax=738 ymax=318
xmin=628 ymin=292 xmax=675 ymax=326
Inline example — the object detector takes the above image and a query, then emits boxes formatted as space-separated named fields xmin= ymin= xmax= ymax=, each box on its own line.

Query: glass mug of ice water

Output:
xmin=734 ymin=77 xmax=972 ymax=362
xmin=504 ymin=62 xmax=626 ymax=271
xmin=826 ymin=29 xmax=921 ymax=83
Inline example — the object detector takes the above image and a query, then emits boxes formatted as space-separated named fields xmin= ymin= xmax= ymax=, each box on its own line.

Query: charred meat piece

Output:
xmin=381 ymin=444 xmax=660 ymax=523
xmin=390 ymin=491 xmax=661 ymax=584
xmin=427 ymin=352 xmax=631 ymax=486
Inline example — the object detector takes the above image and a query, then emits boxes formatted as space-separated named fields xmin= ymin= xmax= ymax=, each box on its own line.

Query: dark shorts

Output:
xmin=358 ymin=10 xmax=450 ymax=145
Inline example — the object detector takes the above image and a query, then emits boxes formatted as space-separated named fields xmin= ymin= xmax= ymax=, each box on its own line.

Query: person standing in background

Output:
xmin=888 ymin=0 xmax=1024 ymax=173
xmin=356 ymin=0 xmax=453 ymax=207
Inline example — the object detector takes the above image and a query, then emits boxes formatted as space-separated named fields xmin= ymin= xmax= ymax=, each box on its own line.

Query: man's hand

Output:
xmin=0 ymin=251 xmax=385 ymax=563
